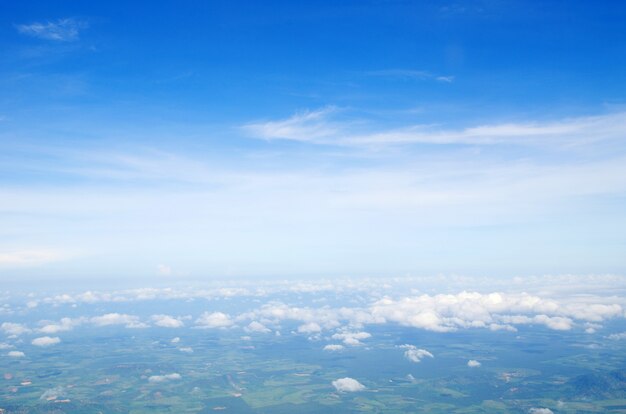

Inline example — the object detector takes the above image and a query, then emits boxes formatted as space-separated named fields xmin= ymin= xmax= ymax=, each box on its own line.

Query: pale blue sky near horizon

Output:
xmin=1 ymin=1 xmax=625 ymax=281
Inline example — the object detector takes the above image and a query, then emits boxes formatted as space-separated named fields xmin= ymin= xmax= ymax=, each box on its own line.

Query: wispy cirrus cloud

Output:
xmin=366 ymin=69 xmax=454 ymax=83
xmin=0 ymin=249 xmax=68 ymax=267
xmin=16 ymin=18 xmax=88 ymax=42
xmin=243 ymin=108 xmax=626 ymax=148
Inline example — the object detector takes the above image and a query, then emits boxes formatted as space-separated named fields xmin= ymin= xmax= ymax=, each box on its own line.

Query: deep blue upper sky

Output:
xmin=1 ymin=1 xmax=625 ymax=280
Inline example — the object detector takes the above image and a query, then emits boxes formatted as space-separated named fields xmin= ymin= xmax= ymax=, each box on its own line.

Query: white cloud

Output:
xmin=332 ymin=377 xmax=366 ymax=392
xmin=39 ymin=317 xmax=83 ymax=334
xmin=1 ymin=322 xmax=31 ymax=336
xmin=196 ymin=312 xmax=233 ymax=328
xmin=171 ymin=337 xmax=181 ymax=343
xmin=179 ymin=347 xmax=193 ymax=353
xmin=148 ymin=373 xmax=181 ymax=383
xmin=529 ymin=409 xmax=554 ymax=414
xmin=331 ymin=331 xmax=371 ymax=346
xmin=32 ymin=336 xmax=61 ymax=346
xmin=0 ymin=342 xmax=14 ymax=349
xmin=246 ymin=321 xmax=271 ymax=333
xmin=243 ymin=107 xmax=339 ymax=142
xmin=90 ymin=313 xmax=146 ymax=328
xmin=16 ymin=18 xmax=87 ymax=41
xmin=157 ymin=264 xmax=172 ymax=276
xmin=323 ymin=344 xmax=344 ymax=351
xmin=297 ymin=322 xmax=322 ymax=334
xmin=0 ymin=250 xmax=66 ymax=267
xmin=467 ymin=359 xmax=481 ymax=368
xmin=608 ymin=332 xmax=626 ymax=340
xmin=244 ymin=108 xmax=626 ymax=149
xmin=151 ymin=314 xmax=184 ymax=328
xmin=8 ymin=351 xmax=25 ymax=358
xmin=399 ymin=345 xmax=434 ymax=363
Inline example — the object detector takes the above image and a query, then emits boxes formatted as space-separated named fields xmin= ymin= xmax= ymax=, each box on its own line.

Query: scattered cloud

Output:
xmin=331 ymin=331 xmax=371 ymax=346
xmin=1 ymin=322 xmax=31 ymax=336
xmin=171 ymin=337 xmax=181 ymax=343
xmin=323 ymin=344 xmax=344 ymax=351
xmin=16 ymin=18 xmax=88 ymax=42
xmin=32 ymin=336 xmax=61 ymax=346
xmin=246 ymin=321 xmax=271 ymax=333
xmin=179 ymin=347 xmax=193 ymax=353
xmin=297 ymin=322 xmax=322 ymax=334
xmin=196 ymin=312 xmax=234 ymax=328
xmin=157 ymin=264 xmax=172 ymax=276
xmin=467 ymin=359 xmax=481 ymax=367
xmin=39 ymin=317 xmax=83 ymax=334
xmin=399 ymin=345 xmax=434 ymax=363
xmin=151 ymin=314 xmax=184 ymax=328
xmin=148 ymin=373 xmax=182 ymax=383
xmin=529 ymin=409 xmax=554 ymax=414
xmin=332 ymin=377 xmax=366 ymax=392
xmin=90 ymin=313 xmax=146 ymax=328
xmin=7 ymin=351 xmax=25 ymax=358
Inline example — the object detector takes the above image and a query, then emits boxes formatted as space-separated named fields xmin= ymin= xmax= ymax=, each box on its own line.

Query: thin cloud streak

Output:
xmin=15 ymin=18 xmax=88 ymax=42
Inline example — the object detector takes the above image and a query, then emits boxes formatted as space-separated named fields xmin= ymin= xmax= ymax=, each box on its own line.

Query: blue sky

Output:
xmin=1 ymin=1 xmax=626 ymax=281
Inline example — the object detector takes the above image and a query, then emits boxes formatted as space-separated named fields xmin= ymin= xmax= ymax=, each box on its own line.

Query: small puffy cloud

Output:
xmin=332 ymin=377 xmax=366 ymax=392
xmin=331 ymin=331 xmax=371 ymax=346
xmin=8 ymin=351 xmax=25 ymax=358
xmin=39 ymin=317 xmax=82 ymax=334
xmin=297 ymin=322 xmax=322 ymax=334
xmin=171 ymin=337 xmax=181 ymax=343
xmin=148 ymin=373 xmax=182 ymax=383
xmin=179 ymin=347 xmax=193 ymax=353
xmin=323 ymin=344 xmax=344 ymax=351
xmin=90 ymin=313 xmax=146 ymax=328
xmin=467 ymin=359 xmax=481 ymax=368
xmin=0 ymin=342 xmax=14 ymax=349
xmin=399 ymin=345 xmax=434 ymax=363
xmin=32 ymin=336 xmax=61 ymax=347
xmin=1 ymin=322 xmax=31 ymax=336
xmin=196 ymin=312 xmax=233 ymax=328
xmin=16 ymin=18 xmax=87 ymax=42
xmin=246 ymin=321 xmax=271 ymax=333
xmin=529 ymin=409 xmax=554 ymax=414
xmin=151 ymin=314 xmax=184 ymax=328
xmin=608 ymin=332 xmax=626 ymax=340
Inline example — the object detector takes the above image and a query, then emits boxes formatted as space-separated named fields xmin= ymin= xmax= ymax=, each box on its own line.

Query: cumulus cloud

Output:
xmin=608 ymin=332 xmax=626 ymax=340
xmin=171 ymin=337 xmax=181 ymax=343
xmin=369 ymin=291 xmax=622 ymax=332
xmin=323 ymin=344 xmax=344 ymax=351
xmin=8 ymin=350 xmax=25 ymax=358
xmin=179 ymin=347 xmax=193 ymax=353
xmin=399 ymin=345 xmax=434 ymax=363
xmin=32 ymin=336 xmax=61 ymax=346
xmin=196 ymin=312 xmax=233 ymax=328
xmin=467 ymin=359 xmax=481 ymax=368
xmin=297 ymin=322 xmax=322 ymax=334
xmin=90 ymin=313 xmax=146 ymax=328
xmin=148 ymin=373 xmax=181 ymax=383
xmin=16 ymin=18 xmax=87 ymax=41
xmin=332 ymin=377 xmax=366 ymax=392
xmin=1 ymin=322 xmax=31 ymax=336
xmin=331 ymin=331 xmax=371 ymax=346
xmin=246 ymin=321 xmax=271 ymax=333
xmin=529 ymin=409 xmax=554 ymax=414
xmin=39 ymin=317 xmax=83 ymax=334
xmin=151 ymin=314 xmax=184 ymax=328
